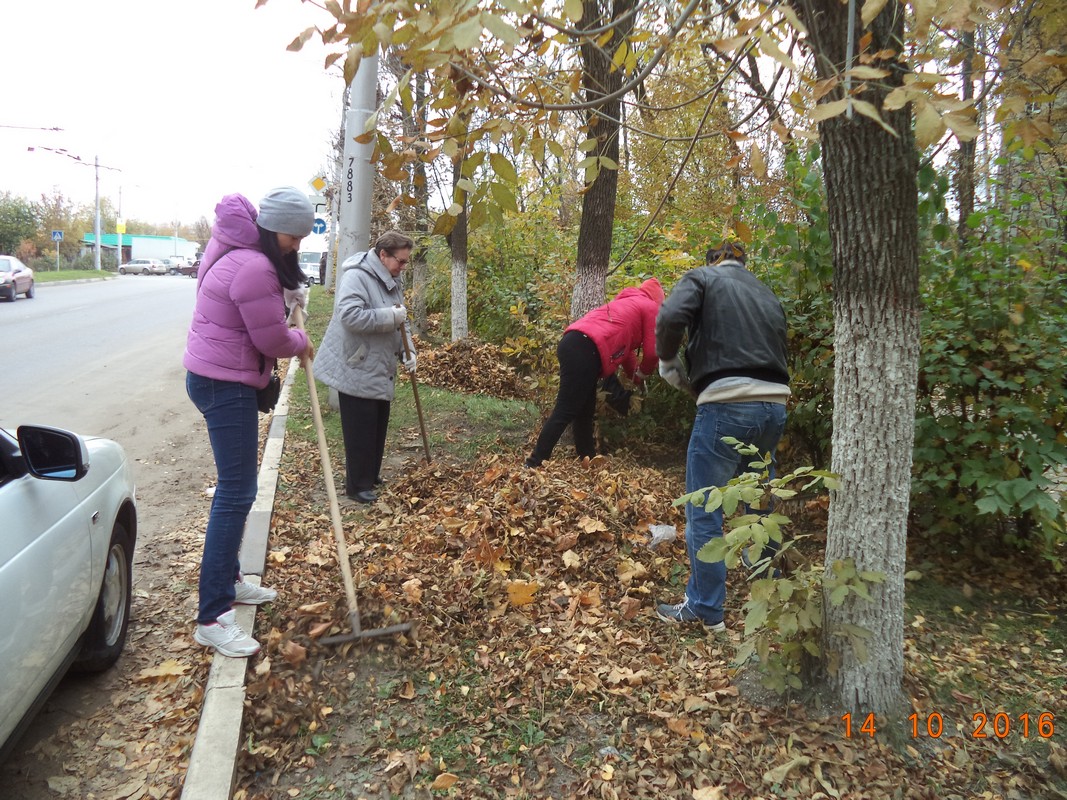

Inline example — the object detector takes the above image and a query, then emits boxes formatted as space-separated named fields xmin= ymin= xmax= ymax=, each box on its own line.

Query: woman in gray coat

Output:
xmin=313 ymin=231 xmax=416 ymax=503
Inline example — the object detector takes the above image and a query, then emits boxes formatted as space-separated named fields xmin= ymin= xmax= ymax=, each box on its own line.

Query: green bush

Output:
xmin=914 ymin=236 xmax=1067 ymax=564
xmin=746 ymin=146 xmax=835 ymax=469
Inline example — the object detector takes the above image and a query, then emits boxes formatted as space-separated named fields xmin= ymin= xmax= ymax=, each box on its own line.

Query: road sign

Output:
xmin=312 ymin=218 xmax=327 ymax=234
xmin=51 ymin=230 xmax=64 ymax=242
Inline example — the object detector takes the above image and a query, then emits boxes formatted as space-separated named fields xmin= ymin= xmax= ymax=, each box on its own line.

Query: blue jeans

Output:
xmin=186 ymin=372 xmax=260 ymax=624
xmin=684 ymin=401 xmax=787 ymax=624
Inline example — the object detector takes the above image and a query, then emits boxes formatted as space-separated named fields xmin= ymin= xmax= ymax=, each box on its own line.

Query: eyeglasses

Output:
xmin=387 ymin=252 xmax=410 ymax=266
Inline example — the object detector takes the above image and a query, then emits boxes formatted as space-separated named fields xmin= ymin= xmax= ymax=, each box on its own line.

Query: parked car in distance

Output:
xmin=176 ymin=262 xmax=198 ymax=278
xmin=0 ymin=255 xmax=35 ymax=301
xmin=119 ymin=258 xmax=167 ymax=276
xmin=163 ymin=256 xmax=188 ymax=275
xmin=0 ymin=424 xmax=137 ymax=761
xmin=297 ymin=251 xmax=322 ymax=286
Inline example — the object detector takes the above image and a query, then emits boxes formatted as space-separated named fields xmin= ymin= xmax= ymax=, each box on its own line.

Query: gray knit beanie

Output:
xmin=257 ymin=187 xmax=314 ymax=237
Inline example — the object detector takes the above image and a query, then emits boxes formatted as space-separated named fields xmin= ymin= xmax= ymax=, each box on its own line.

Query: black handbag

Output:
xmin=256 ymin=373 xmax=281 ymax=414
xmin=256 ymin=348 xmax=280 ymax=414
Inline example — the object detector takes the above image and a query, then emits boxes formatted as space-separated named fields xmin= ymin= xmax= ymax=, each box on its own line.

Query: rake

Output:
xmin=290 ymin=304 xmax=413 ymax=645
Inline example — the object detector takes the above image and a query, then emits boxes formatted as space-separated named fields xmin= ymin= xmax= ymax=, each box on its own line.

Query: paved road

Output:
xmin=0 ymin=275 xmax=197 ymax=439
xmin=0 ymin=274 xmax=218 ymax=790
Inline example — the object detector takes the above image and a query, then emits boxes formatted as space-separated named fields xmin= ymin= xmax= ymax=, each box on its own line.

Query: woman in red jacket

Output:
xmin=526 ymin=278 xmax=664 ymax=467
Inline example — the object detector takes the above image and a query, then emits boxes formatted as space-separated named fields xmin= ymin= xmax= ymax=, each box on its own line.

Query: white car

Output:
xmin=297 ymin=250 xmax=322 ymax=286
xmin=119 ymin=258 xmax=166 ymax=276
xmin=0 ymin=424 xmax=137 ymax=760
xmin=163 ymin=257 xmax=189 ymax=275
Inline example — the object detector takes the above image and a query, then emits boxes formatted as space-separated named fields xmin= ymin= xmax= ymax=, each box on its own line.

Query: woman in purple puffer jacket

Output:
xmin=183 ymin=187 xmax=315 ymax=658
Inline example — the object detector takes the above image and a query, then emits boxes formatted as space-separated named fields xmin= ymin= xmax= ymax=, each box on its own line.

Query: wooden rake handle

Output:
xmin=400 ymin=321 xmax=432 ymax=464
xmin=290 ymin=304 xmax=362 ymax=635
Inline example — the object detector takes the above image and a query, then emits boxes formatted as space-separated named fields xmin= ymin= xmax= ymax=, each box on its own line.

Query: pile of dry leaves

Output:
xmin=237 ymin=426 xmax=1065 ymax=798
xmin=414 ymin=335 xmax=533 ymax=400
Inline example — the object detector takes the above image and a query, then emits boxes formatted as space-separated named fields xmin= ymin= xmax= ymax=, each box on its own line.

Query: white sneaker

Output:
xmin=234 ymin=580 xmax=278 ymax=605
xmin=194 ymin=609 xmax=261 ymax=657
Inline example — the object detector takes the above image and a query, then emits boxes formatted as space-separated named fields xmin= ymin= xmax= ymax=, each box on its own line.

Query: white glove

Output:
xmin=391 ymin=305 xmax=407 ymax=327
xmin=402 ymin=352 xmax=417 ymax=373
xmin=284 ymin=286 xmax=308 ymax=310
xmin=658 ymin=356 xmax=689 ymax=391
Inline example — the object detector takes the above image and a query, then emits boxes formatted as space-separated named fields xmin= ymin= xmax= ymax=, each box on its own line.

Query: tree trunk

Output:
xmin=791 ymin=0 xmax=920 ymax=714
xmin=571 ymin=0 xmax=636 ymax=320
xmin=956 ymin=29 xmax=977 ymax=242
xmin=448 ymin=154 xmax=469 ymax=341
xmin=404 ymin=72 xmax=430 ymax=335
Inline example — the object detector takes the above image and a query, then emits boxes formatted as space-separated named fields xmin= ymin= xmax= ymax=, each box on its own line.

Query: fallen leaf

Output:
xmin=402 ymin=578 xmax=424 ymax=604
xmin=578 ymin=516 xmax=608 ymax=533
xmin=507 ymin=579 xmax=540 ymax=607
xmin=136 ymin=660 xmax=190 ymax=680
xmin=308 ymin=621 xmax=333 ymax=639
xmin=430 ymin=772 xmax=460 ymax=789
xmin=618 ymin=596 xmax=641 ymax=620
xmin=280 ymin=640 xmax=306 ymax=667
xmin=763 ymin=756 xmax=810 ymax=784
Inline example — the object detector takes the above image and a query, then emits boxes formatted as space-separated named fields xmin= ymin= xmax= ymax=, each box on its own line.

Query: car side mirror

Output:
xmin=17 ymin=425 xmax=90 ymax=481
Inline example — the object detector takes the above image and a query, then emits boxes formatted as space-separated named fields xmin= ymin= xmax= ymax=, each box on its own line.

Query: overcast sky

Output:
xmin=0 ymin=0 xmax=346 ymax=226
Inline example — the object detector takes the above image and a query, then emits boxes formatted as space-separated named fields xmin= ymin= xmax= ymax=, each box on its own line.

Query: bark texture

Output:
xmin=956 ymin=29 xmax=977 ymax=242
xmin=571 ymin=0 xmax=636 ymax=320
xmin=404 ymin=73 xmax=430 ymax=334
xmin=791 ymin=0 xmax=920 ymax=713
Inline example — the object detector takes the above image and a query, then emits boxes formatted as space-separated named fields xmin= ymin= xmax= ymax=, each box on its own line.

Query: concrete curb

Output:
xmin=180 ymin=362 xmax=300 ymax=800
xmin=36 ymin=276 xmax=116 ymax=286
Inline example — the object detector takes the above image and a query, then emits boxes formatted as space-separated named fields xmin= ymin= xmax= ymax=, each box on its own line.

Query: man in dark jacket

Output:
xmin=654 ymin=242 xmax=790 ymax=630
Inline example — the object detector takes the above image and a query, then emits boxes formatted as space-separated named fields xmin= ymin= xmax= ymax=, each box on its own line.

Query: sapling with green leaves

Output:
xmin=675 ymin=438 xmax=885 ymax=693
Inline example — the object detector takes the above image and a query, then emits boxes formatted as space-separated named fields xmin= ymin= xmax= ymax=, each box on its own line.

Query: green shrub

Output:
xmin=914 ymin=242 xmax=1067 ymax=564
xmin=677 ymin=440 xmax=882 ymax=693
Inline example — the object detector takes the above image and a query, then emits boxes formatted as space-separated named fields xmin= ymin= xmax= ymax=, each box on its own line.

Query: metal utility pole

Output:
xmin=329 ymin=55 xmax=378 ymax=412
xmin=94 ymin=156 xmax=101 ymax=270
xmin=336 ymin=52 xmax=378 ymax=274
xmin=28 ymin=146 xmax=119 ymax=269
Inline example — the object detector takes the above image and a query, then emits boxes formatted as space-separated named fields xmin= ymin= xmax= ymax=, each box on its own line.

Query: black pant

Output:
xmin=528 ymin=330 xmax=600 ymax=465
xmin=338 ymin=393 xmax=390 ymax=495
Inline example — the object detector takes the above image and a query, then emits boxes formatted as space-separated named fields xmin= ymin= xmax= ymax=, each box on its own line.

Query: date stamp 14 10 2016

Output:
xmin=841 ymin=711 xmax=1056 ymax=740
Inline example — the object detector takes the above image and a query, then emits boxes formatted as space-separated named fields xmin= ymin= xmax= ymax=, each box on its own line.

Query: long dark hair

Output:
xmin=257 ymin=225 xmax=304 ymax=290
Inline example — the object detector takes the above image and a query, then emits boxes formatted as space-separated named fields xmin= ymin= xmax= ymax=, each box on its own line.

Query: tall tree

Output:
xmin=0 ymin=192 xmax=38 ymax=255
xmin=35 ymin=190 xmax=81 ymax=261
xmin=956 ymin=28 xmax=977 ymax=242
xmin=787 ymin=0 xmax=919 ymax=712
xmin=447 ymin=149 xmax=470 ymax=340
xmin=571 ymin=0 xmax=637 ymax=318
